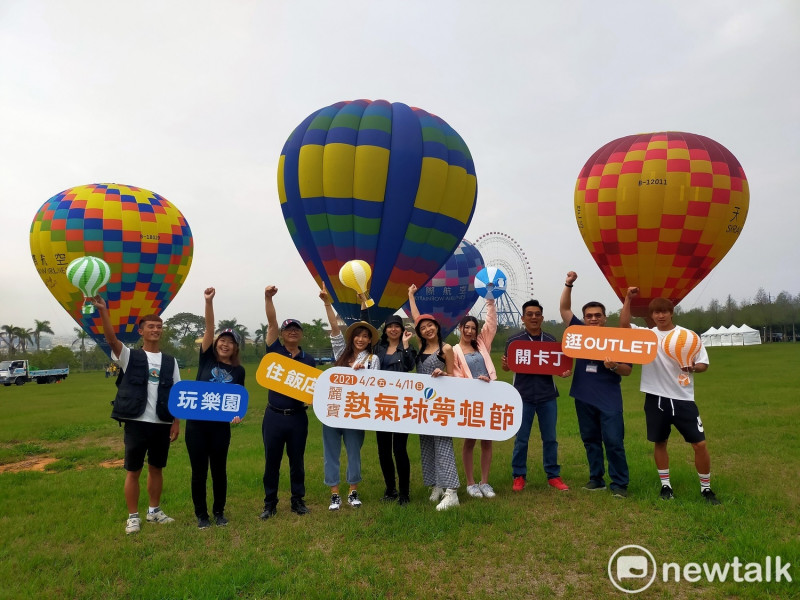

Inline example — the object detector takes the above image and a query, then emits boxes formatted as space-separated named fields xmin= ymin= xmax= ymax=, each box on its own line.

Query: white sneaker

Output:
xmin=466 ymin=484 xmax=483 ymax=498
xmin=125 ymin=515 xmax=141 ymax=535
xmin=478 ymin=483 xmax=496 ymax=498
xmin=429 ymin=486 xmax=444 ymax=502
xmin=347 ymin=490 xmax=362 ymax=507
xmin=436 ymin=488 xmax=459 ymax=511
xmin=329 ymin=493 xmax=341 ymax=511
xmin=146 ymin=508 xmax=174 ymax=524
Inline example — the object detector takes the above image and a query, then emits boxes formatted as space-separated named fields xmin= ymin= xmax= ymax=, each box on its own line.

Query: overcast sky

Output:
xmin=1 ymin=0 xmax=798 ymax=339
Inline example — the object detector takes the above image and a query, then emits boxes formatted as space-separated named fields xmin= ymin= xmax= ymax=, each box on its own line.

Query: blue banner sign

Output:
xmin=168 ymin=380 xmax=249 ymax=422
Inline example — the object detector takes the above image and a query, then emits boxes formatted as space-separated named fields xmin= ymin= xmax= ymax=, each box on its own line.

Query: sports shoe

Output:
xmin=382 ymin=489 xmax=399 ymax=502
xmin=702 ymin=489 xmax=721 ymax=505
xmin=512 ymin=476 xmax=526 ymax=492
xmin=125 ymin=514 xmax=141 ymax=535
xmin=548 ymin=477 xmax=569 ymax=491
xmin=436 ymin=488 xmax=459 ymax=511
xmin=429 ymin=486 xmax=445 ymax=502
xmin=660 ymin=485 xmax=674 ymax=500
xmin=478 ymin=483 xmax=496 ymax=498
xmin=146 ymin=508 xmax=175 ymax=524
xmin=291 ymin=499 xmax=310 ymax=515
xmin=466 ymin=484 xmax=483 ymax=498
xmin=259 ymin=505 xmax=277 ymax=520
xmin=583 ymin=480 xmax=607 ymax=491
xmin=398 ymin=494 xmax=410 ymax=506
xmin=198 ymin=517 xmax=211 ymax=529
xmin=329 ymin=494 xmax=342 ymax=511
xmin=347 ymin=490 xmax=362 ymax=507
xmin=611 ymin=487 xmax=628 ymax=498
xmin=214 ymin=514 xmax=228 ymax=526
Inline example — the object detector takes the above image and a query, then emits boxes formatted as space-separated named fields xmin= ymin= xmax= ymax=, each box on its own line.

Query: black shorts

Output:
xmin=123 ymin=420 xmax=173 ymax=471
xmin=644 ymin=394 xmax=706 ymax=444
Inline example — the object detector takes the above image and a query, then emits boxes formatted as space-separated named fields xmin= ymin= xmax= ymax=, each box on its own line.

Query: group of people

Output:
xmin=93 ymin=269 xmax=720 ymax=535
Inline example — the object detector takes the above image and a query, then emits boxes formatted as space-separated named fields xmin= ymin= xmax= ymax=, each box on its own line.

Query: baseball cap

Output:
xmin=281 ymin=318 xmax=303 ymax=331
xmin=217 ymin=328 xmax=241 ymax=344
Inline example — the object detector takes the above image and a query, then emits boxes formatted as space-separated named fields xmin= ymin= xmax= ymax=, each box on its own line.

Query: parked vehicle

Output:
xmin=0 ymin=360 xmax=69 ymax=386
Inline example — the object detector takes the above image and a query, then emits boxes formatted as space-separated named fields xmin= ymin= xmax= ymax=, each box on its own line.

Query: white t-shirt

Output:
xmin=634 ymin=324 xmax=709 ymax=402
xmin=112 ymin=345 xmax=181 ymax=424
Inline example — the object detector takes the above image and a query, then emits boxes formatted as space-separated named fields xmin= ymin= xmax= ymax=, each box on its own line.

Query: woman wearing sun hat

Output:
xmin=186 ymin=287 xmax=245 ymax=529
xmin=320 ymin=284 xmax=380 ymax=511
xmin=407 ymin=284 xmax=459 ymax=511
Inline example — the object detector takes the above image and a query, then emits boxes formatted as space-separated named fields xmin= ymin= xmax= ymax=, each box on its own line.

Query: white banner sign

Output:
xmin=312 ymin=367 xmax=523 ymax=441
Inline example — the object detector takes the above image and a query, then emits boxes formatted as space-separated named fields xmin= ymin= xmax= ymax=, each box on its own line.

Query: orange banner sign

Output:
xmin=561 ymin=325 xmax=658 ymax=364
xmin=255 ymin=352 xmax=322 ymax=404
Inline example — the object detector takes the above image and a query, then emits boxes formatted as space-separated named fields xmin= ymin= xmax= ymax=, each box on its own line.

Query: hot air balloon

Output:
xmin=278 ymin=99 xmax=478 ymax=327
xmin=474 ymin=266 xmax=507 ymax=300
xmin=339 ymin=260 xmax=374 ymax=307
xmin=662 ymin=328 xmax=702 ymax=386
xmin=574 ymin=132 xmax=749 ymax=317
xmin=30 ymin=183 xmax=193 ymax=355
xmin=403 ymin=239 xmax=484 ymax=337
xmin=66 ymin=256 xmax=111 ymax=314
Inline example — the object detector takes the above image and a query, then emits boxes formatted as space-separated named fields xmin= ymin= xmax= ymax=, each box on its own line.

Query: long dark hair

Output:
xmin=415 ymin=318 xmax=445 ymax=364
xmin=336 ymin=325 xmax=374 ymax=367
xmin=458 ymin=315 xmax=479 ymax=351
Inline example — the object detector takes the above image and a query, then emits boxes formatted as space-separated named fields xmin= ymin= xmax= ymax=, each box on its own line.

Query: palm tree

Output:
xmin=0 ymin=324 xmax=14 ymax=355
xmin=254 ymin=323 xmax=268 ymax=345
xmin=16 ymin=328 xmax=33 ymax=353
xmin=72 ymin=327 xmax=89 ymax=371
xmin=33 ymin=320 xmax=54 ymax=352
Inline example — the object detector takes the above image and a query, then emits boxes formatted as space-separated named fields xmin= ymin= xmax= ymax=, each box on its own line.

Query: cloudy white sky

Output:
xmin=1 ymin=0 xmax=798 ymax=339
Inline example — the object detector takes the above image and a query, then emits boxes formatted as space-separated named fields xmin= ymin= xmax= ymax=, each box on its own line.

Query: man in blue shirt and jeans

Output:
xmin=559 ymin=271 xmax=631 ymax=497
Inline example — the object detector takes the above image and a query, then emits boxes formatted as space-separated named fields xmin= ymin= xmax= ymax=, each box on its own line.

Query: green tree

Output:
xmin=1 ymin=325 xmax=17 ymax=355
xmin=164 ymin=312 xmax=205 ymax=339
xmin=72 ymin=327 xmax=89 ymax=371
xmin=33 ymin=319 xmax=54 ymax=352
xmin=14 ymin=327 xmax=33 ymax=354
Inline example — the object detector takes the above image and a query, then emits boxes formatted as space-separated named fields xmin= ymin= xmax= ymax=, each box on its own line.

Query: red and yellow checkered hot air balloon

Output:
xmin=30 ymin=183 xmax=193 ymax=356
xmin=574 ymin=132 xmax=749 ymax=317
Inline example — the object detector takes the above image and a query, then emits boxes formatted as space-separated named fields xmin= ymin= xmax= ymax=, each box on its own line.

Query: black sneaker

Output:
xmin=291 ymin=499 xmax=310 ymax=515
xmin=398 ymin=494 xmax=410 ymax=506
xmin=610 ymin=487 xmax=628 ymax=498
xmin=214 ymin=514 xmax=228 ymax=527
xmin=197 ymin=517 xmax=211 ymax=529
xmin=259 ymin=505 xmax=277 ymax=520
xmin=702 ymin=489 xmax=721 ymax=505
xmin=382 ymin=489 xmax=399 ymax=502
xmin=660 ymin=485 xmax=674 ymax=500
xmin=583 ymin=480 xmax=607 ymax=491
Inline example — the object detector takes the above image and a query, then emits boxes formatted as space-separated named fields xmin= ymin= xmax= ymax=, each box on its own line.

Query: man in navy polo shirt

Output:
xmin=560 ymin=271 xmax=631 ymax=497
xmin=260 ymin=285 xmax=316 ymax=519
xmin=502 ymin=300 xmax=570 ymax=492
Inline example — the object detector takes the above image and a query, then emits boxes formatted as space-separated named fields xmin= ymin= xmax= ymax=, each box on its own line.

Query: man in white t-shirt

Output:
xmin=620 ymin=288 xmax=720 ymax=505
xmin=92 ymin=296 xmax=182 ymax=534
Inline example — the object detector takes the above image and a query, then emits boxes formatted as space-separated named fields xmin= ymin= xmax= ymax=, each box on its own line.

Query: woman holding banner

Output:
xmin=320 ymin=284 xmax=380 ymax=511
xmin=187 ymin=287 xmax=245 ymax=529
xmin=453 ymin=297 xmax=498 ymax=499
xmin=407 ymin=284 xmax=459 ymax=511
xmin=373 ymin=315 xmax=416 ymax=504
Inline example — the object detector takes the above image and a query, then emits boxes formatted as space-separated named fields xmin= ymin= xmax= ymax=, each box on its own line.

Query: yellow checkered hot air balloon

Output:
xmin=574 ymin=132 xmax=749 ymax=317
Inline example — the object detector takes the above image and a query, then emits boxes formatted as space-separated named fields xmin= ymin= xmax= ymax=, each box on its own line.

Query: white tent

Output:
xmin=716 ymin=325 xmax=733 ymax=347
xmin=701 ymin=326 xmax=719 ymax=347
xmin=733 ymin=324 xmax=762 ymax=346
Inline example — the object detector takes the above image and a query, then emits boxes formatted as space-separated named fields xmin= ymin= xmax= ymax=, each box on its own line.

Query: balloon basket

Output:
xmin=678 ymin=373 xmax=691 ymax=387
xmin=82 ymin=302 xmax=95 ymax=315
xmin=365 ymin=297 xmax=375 ymax=307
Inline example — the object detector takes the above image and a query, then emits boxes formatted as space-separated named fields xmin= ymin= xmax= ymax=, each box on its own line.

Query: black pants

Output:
xmin=376 ymin=431 xmax=410 ymax=495
xmin=185 ymin=420 xmax=231 ymax=519
xmin=262 ymin=408 xmax=308 ymax=508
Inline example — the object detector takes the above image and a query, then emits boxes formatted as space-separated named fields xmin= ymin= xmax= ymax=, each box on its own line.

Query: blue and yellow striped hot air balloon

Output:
xmin=278 ymin=99 xmax=478 ymax=327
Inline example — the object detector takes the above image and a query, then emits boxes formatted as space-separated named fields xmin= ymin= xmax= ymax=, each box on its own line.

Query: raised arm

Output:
xmin=619 ymin=287 xmax=637 ymax=329
xmin=201 ymin=287 xmax=215 ymax=352
xmin=89 ymin=295 xmax=122 ymax=358
xmin=264 ymin=285 xmax=279 ymax=346
xmin=407 ymin=284 xmax=421 ymax=322
xmin=320 ymin=283 xmax=340 ymax=337
xmin=560 ymin=271 xmax=577 ymax=324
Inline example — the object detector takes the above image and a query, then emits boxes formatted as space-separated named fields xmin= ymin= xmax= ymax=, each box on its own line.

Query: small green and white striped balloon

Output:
xmin=66 ymin=256 xmax=111 ymax=297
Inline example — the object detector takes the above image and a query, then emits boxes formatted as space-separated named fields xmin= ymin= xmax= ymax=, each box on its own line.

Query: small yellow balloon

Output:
xmin=339 ymin=260 xmax=375 ymax=307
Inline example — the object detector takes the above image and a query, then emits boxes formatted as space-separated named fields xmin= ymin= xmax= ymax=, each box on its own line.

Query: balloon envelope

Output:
xmin=663 ymin=328 xmax=702 ymax=368
xmin=404 ymin=239 xmax=484 ymax=337
xmin=278 ymin=99 xmax=478 ymax=327
xmin=474 ymin=266 xmax=507 ymax=299
xmin=66 ymin=256 xmax=111 ymax=297
xmin=30 ymin=183 xmax=194 ymax=355
xmin=574 ymin=132 xmax=749 ymax=317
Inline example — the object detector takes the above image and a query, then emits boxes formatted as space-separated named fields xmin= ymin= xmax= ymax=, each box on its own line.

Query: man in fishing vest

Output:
xmin=92 ymin=296 xmax=182 ymax=534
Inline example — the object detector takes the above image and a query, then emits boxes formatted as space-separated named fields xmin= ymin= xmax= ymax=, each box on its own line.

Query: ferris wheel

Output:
xmin=471 ymin=231 xmax=535 ymax=328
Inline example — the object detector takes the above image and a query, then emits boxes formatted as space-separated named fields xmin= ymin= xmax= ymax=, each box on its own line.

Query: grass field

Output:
xmin=1 ymin=344 xmax=798 ymax=599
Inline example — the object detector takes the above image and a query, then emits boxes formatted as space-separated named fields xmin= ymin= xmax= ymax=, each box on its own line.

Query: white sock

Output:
xmin=148 ymin=506 xmax=159 ymax=514
xmin=658 ymin=469 xmax=671 ymax=488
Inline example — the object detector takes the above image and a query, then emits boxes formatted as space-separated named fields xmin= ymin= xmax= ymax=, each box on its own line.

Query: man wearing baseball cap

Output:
xmin=260 ymin=285 xmax=315 ymax=519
